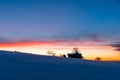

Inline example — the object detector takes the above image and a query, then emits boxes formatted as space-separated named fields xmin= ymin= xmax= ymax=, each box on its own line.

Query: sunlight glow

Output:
xmin=0 ymin=41 xmax=120 ymax=61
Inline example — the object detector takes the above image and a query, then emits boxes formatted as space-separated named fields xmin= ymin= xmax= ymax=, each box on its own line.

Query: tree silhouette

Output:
xmin=95 ymin=57 xmax=102 ymax=61
xmin=47 ymin=51 xmax=56 ymax=56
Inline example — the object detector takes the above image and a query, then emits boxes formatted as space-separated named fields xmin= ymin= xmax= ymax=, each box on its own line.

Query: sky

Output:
xmin=0 ymin=0 xmax=120 ymax=61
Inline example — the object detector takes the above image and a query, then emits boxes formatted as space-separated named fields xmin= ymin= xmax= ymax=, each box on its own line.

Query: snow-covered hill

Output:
xmin=0 ymin=50 xmax=120 ymax=80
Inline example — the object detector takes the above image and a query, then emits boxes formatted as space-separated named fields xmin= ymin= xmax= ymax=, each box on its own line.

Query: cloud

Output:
xmin=35 ymin=33 xmax=102 ymax=42
xmin=0 ymin=37 xmax=12 ymax=42
xmin=0 ymin=33 xmax=110 ymax=48
xmin=110 ymin=42 xmax=120 ymax=51
xmin=114 ymin=48 xmax=120 ymax=51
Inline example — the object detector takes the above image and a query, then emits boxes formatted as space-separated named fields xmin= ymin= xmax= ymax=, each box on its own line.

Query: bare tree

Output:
xmin=47 ymin=51 xmax=56 ymax=56
xmin=95 ymin=57 xmax=102 ymax=61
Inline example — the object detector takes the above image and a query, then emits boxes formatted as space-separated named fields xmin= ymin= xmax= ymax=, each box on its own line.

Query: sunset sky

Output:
xmin=0 ymin=0 xmax=120 ymax=61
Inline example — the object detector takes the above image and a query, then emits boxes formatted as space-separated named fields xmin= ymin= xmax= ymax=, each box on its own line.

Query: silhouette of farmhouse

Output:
xmin=67 ymin=48 xmax=83 ymax=59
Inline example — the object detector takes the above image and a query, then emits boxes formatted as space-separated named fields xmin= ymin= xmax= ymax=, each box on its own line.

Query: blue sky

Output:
xmin=0 ymin=0 xmax=120 ymax=60
xmin=0 ymin=0 xmax=120 ymax=42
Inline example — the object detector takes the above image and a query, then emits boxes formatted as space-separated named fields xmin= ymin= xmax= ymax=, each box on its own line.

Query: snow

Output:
xmin=0 ymin=50 xmax=120 ymax=80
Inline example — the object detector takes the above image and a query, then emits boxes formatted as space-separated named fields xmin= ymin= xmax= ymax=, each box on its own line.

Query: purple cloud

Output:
xmin=111 ymin=42 xmax=120 ymax=51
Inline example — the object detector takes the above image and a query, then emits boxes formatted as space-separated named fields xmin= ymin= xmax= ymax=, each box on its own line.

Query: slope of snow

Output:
xmin=0 ymin=50 xmax=120 ymax=80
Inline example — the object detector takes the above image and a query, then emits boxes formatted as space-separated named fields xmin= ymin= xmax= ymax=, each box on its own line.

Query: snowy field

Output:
xmin=0 ymin=50 xmax=120 ymax=80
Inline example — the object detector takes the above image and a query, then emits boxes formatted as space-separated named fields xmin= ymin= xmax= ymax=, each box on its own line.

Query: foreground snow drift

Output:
xmin=0 ymin=51 xmax=120 ymax=80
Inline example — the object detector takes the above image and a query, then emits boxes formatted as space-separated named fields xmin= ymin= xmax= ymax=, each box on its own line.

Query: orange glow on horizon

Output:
xmin=0 ymin=41 xmax=120 ymax=61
